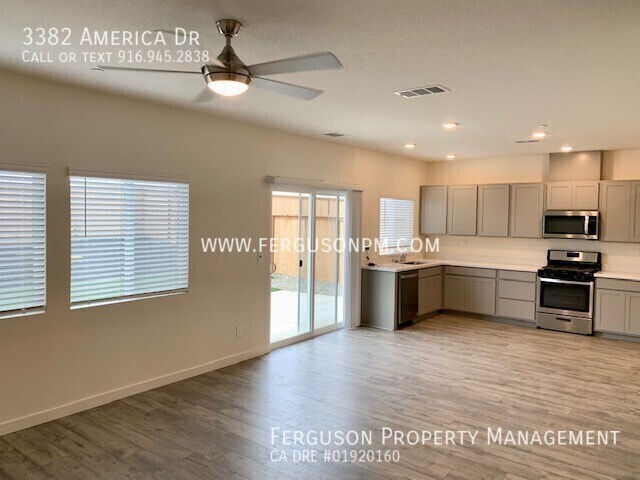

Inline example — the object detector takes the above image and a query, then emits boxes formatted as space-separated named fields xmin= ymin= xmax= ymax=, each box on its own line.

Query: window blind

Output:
xmin=0 ymin=170 xmax=46 ymax=316
xmin=70 ymin=176 xmax=189 ymax=306
xmin=379 ymin=197 xmax=414 ymax=251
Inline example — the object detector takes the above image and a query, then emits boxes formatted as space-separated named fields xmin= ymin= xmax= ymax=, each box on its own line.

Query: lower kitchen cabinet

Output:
xmin=595 ymin=279 xmax=640 ymax=336
xmin=469 ymin=278 xmax=496 ymax=315
xmin=596 ymin=289 xmax=627 ymax=333
xmin=418 ymin=275 xmax=442 ymax=315
xmin=495 ymin=271 xmax=537 ymax=321
xmin=444 ymin=268 xmax=496 ymax=315
xmin=625 ymin=292 xmax=640 ymax=335
xmin=444 ymin=275 xmax=469 ymax=311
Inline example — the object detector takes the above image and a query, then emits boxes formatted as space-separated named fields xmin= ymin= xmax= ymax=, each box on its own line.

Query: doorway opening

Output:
xmin=270 ymin=189 xmax=346 ymax=345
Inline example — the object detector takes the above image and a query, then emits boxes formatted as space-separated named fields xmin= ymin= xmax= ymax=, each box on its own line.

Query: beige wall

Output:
xmin=0 ymin=68 xmax=430 ymax=433
xmin=424 ymin=152 xmax=640 ymax=272
xmin=602 ymin=149 xmax=640 ymax=180
xmin=425 ymin=154 xmax=549 ymax=185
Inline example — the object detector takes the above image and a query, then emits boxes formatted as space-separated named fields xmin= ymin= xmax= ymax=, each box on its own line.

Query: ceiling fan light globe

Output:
xmin=207 ymin=80 xmax=249 ymax=96
xmin=202 ymin=67 xmax=251 ymax=97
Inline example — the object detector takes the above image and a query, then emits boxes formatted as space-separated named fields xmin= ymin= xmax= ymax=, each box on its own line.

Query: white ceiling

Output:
xmin=2 ymin=0 xmax=640 ymax=161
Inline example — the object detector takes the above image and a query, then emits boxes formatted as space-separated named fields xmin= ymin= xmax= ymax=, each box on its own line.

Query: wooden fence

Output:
xmin=271 ymin=194 xmax=344 ymax=282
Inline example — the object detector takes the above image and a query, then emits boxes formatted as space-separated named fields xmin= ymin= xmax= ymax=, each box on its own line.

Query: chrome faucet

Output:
xmin=399 ymin=251 xmax=408 ymax=262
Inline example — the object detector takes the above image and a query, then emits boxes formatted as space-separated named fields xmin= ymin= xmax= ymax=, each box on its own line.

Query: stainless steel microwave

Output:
xmin=543 ymin=211 xmax=599 ymax=240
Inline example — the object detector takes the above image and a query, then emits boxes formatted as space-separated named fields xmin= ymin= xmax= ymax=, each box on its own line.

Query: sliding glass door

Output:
xmin=270 ymin=190 xmax=346 ymax=345
xmin=313 ymin=194 xmax=345 ymax=329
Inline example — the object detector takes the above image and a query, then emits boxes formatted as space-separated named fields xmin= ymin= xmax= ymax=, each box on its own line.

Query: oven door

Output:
xmin=537 ymin=278 xmax=594 ymax=318
xmin=543 ymin=211 xmax=599 ymax=240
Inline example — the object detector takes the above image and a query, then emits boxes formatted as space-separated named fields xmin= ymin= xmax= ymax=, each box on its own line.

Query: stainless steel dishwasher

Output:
xmin=397 ymin=271 xmax=419 ymax=328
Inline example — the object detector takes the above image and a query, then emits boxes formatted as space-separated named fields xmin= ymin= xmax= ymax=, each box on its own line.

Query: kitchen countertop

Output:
xmin=363 ymin=258 xmax=640 ymax=281
xmin=595 ymin=271 xmax=640 ymax=281
xmin=362 ymin=259 xmax=542 ymax=273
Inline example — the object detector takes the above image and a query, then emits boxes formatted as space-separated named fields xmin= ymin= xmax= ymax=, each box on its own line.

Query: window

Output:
xmin=0 ymin=169 xmax=46 ymax=317
xmin=70 ymin=175 xmax=189 ymax=306
xmin=379 ymin=196 xmax=414 ymax=252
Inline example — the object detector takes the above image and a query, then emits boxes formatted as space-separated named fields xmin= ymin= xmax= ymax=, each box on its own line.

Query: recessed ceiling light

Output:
xmin=442 ymin=122 xmax=459 ymax=129
xmin=405 ymin=143 xmax=416 ymax=149
xmin=532 ymin=131 xmax=546 ymax=139
xmin=446 ymin=153 xmax=457 ymax=159
xmin=561 ymin=145 xmax=574 ymax=152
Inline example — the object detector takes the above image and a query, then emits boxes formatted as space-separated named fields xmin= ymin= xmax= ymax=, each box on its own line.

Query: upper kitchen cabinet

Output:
xmin=477 ymin=184 xmax=510 ymax=237
xmin=600 ymin=180 xmax=640 ymax=243
xmin=631 ymin=181 xmax=640 ymax=243
xmin=447 ymin=185 xmax=478 ymax=236
xmin=600 ymin=181 xmax=631 ymax=242
xmin=420 ymin=186 xmax=447 ymax=235
xmin=545 ymin=181 xmax=599 ymax=210
xmin=510 ymin=183 xmax=545 ymax=238
xmin=545 ymin=182 xmax=572 ymax=210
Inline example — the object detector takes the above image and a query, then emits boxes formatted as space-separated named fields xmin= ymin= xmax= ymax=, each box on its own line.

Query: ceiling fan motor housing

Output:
xmin=201 ymin=64 xmax=252 ymax=88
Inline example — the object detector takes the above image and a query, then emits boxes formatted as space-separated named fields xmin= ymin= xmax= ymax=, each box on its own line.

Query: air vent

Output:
xmin=394 ymin=84 xmax=450 ymax=98
xmin=514 ymin=139 xmax=543 ymax=144
xmin=324 ymin=132 xmax=346 ymax=137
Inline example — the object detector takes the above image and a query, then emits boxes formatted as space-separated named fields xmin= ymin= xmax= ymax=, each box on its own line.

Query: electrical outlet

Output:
xmin=528 ymin=243 xmax=535 ymax=252
xmin=462 ymin=240 xmax=468 ymax=248
xmin=235 ymin=326 xmax=242 ymax=338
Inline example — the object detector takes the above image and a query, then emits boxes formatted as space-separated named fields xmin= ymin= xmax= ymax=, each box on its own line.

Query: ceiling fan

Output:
xmin=96 ymin=19 xmax=343 ymax=101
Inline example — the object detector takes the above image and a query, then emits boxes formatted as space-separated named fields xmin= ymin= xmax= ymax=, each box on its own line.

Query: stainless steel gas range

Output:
xmin=536 ymin=250 xmax=602 ymax=335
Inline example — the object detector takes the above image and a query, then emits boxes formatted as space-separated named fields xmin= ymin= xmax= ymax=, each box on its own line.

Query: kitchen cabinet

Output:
xmin=362 ymin=267 xmax=440 ymax=330
xmin=546 ymin=181 xmax=599 ymax=210
xmin=418 ymin=268 xmax=442 ymax=316
xmin=546 ymin=183 xmax=572 ymax=210
xmin=477 ymin=184 xmax=510 ymax=237
xmin=361 ymin=270 xmax=397 ymax=331
xmin=599 ymin=181 xmax=631 ymax=242
xmin=596 ymin=289 xmax=627 ymax=333
xmin=626 ymin=292 xmax=640 ymax=335
xmin=631 ymin=181 xmax=640 ymax=242
xmin=447 ymin=185 xmax=478 ymax=236
xmin=496 ymin=270 xmax=537 ymax=322
xmin=444 ymin=275 xmax=468 ymax=311
xmin=573 ymin=182 xmax=600 ymax=209
xmin=595 ymin=278 xmax=640 ymax=336
xmin=469 ymin=278 xmax=497 ymax=315
xmin=510 ymin=183 xmax=545 ymax=238
xmin=444 ymin=267 xmax=496 ymax=315
xmin=420 ymin=186 xmax=448 ymax=235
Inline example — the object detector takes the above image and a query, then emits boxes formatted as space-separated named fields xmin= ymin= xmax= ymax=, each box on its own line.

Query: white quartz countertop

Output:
xmin=363 ymin=259 xmax=640 ymax=282
xmin=361 ymin=259 xmax=542 ymax=273
xmin=595 ymin=271 xmax=640 ymax=281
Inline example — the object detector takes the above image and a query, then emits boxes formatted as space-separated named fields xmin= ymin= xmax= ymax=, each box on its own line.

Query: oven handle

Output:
xmin=538 ymin=277 xmax=593 ymax=286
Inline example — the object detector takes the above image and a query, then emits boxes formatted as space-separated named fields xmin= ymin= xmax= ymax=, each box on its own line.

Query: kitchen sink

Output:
xmin=401 ymin=260 xmax=430 ymax=265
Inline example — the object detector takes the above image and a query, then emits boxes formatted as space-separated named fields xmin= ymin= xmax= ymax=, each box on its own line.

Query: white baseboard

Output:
xmin=0 ymin=345 xmax=270 ymax=436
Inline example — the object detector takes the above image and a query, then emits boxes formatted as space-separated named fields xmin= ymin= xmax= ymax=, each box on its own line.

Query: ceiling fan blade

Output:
xmin=248 ymin=51 xmax=342 ymax=77
xmin=192 ymin=87 xmax=215 ymax=103
xmin=97 ymin=65 xmax=202 ymax=75
xmin=251 ymin=77 xmax=323 ymax=101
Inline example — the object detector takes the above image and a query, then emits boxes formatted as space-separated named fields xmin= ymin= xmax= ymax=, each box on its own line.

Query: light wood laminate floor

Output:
xmin=1 ymin=315 xmax=639 ymax=479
